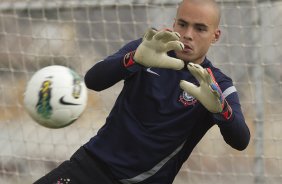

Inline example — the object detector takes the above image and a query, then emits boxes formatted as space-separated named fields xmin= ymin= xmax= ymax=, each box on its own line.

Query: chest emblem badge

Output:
xmin=179 ymin=91 xmax=197 ymax=106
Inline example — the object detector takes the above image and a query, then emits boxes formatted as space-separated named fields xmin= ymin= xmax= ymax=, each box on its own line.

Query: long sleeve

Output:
xmin=84 ymin=39 xmax=142 ymax=91
xmin=214 ymin=88 xmax=250 ymax=151
xmin=199 ymin=60 xmax=250 ymax=151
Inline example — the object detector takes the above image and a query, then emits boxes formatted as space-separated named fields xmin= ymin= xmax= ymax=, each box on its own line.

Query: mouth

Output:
xmin=183 ymin=44 xmax=193 ymax=52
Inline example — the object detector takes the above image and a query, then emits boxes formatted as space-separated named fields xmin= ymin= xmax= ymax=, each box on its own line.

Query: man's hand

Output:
xmin=179 ymin=63 xmax=226 ymax=113
xmin=133 ymin=28 xmax=185 ymax=70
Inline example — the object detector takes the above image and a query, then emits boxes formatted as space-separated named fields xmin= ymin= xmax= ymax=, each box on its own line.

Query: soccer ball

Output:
xmin=24 ymin=65 xmax=88 ymax=128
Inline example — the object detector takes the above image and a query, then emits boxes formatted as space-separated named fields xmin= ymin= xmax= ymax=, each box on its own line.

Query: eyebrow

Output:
xmin=177 ymin=18 xmax=208 ymax=29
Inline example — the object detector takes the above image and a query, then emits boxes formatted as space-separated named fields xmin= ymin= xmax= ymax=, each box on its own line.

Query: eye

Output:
xmin=197 ymin=28 xmax=204 ymax=32
xmin=177 ymin=20 xmax=187 ymax=28
xmin=178 ymin=22 xmax=185 ymax=28
xmin=195 ymin=25 xmax=207 ymax=32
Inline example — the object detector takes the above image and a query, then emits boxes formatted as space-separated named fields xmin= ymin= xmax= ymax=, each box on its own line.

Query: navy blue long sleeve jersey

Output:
xmin=84 ymin=38 xmax=250 ymax=184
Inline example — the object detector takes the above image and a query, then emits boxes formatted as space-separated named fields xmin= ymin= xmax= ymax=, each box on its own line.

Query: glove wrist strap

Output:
xmin=220 ymin=99 xmax=232 ymax=120
xmin=123 ymin=51 xmax=136 ymax=68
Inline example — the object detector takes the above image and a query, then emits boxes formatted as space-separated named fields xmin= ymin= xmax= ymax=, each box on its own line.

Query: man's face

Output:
xmin=173 ymin=1 xmax=220 ymax=64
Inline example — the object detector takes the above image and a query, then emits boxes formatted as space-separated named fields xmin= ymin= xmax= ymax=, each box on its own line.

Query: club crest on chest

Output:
xmin=179 ymin=91 xmax=197 ymax=107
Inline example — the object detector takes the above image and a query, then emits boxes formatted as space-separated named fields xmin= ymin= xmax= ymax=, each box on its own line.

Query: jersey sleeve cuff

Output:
xmin=122 ymin=51 xmax=143 ymax=73
xmin=213 ymin=99 xmax=233 ymax=122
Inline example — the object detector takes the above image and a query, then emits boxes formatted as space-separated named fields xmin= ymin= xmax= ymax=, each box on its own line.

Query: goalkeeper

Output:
xmin=35 ymin=0 xmax=250 ymax=183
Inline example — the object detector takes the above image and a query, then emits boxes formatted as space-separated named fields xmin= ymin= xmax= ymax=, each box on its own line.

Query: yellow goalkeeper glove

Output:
xmin=133 ymin=28 xmax=185 ymax=70
xmin=180 ymin=63 xmax=232 ymax=119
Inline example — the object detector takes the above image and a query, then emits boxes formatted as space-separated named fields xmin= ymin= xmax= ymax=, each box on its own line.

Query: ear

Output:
xmin=212 ymin=28 xmax=221 ymax=43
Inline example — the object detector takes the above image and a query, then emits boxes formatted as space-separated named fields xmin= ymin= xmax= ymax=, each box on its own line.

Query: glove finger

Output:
xmin=144 ymin=28 xmax=157 ymax=41
xmin=154 ymin=31 xmax=180 ymax=42
xmin=187 ymin=63 xmax=206 ymax=83
xmin=159 ymin=56 xmax=184 ymax=70
xmin=165 ymin=41 xmax=184 ymax=52
xmin=180 ymin=80 xmax=221 ymax=113
xmin=187 ymin=63 xmax=220 ymax=98
xmin=209 ymin=83 xmax=221 ymax=98
xmin=205 ymin=71 xmax=223 ymax=102
xmin=179 ymin=80 xmax=200 ymax=99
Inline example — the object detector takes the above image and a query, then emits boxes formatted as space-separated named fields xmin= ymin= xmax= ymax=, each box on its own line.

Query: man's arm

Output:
xmin=180 ymin=63 xmax=250 ymax=151
xmin=214 ymin=89 xmax=250 ymax=151
xmin=85 ymin=28 xmax=185 ymax=91
xmin=84 ymin=39 xmax=142 ymax=91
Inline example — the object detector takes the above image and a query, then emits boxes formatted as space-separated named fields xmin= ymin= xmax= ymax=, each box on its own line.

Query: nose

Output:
xmin=183 ymin=27 xmax=193 ymax=41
